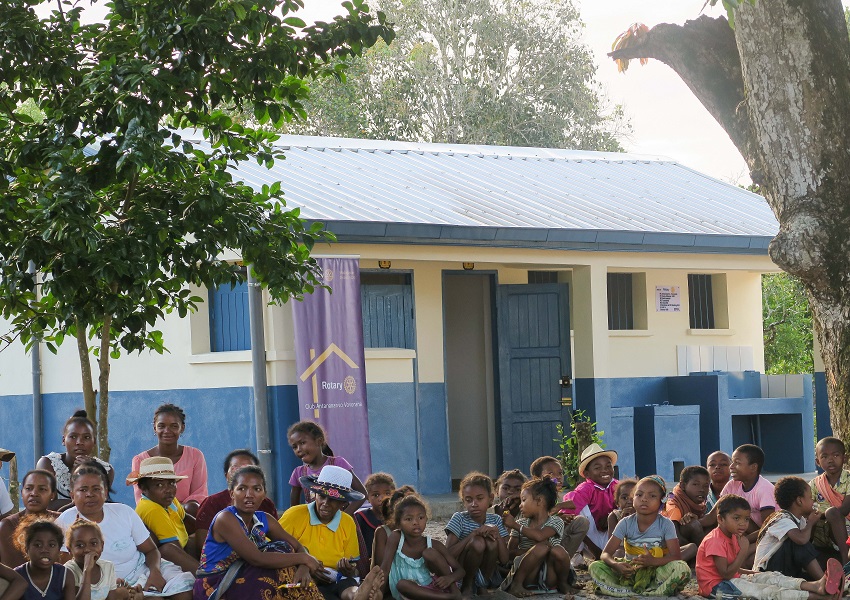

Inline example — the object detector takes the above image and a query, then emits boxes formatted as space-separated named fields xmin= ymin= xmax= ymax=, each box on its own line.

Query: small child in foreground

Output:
xmin=529 ymin=456 xmax=589 ymax=560
xmin=696 ymin=494 xmax=843 ymax=600
xmin=663 ymin=465 xmax=711 ymax=558
xmin=808 ymin=437 xmax=850 ymax=563
xmin=356 ymin=472 xmax=396 ymax=562
xmin=754 ymin=476 xmax=826 ymax=579
xmin=13 ymin=520 xmax=75 ymax=600
xmin=373 ymin=486 xmax=417 ymax=568
xmin=445 ymin=472 xmax=508 ymax=595
xmin=64 ymin=520 xmax=135 ymax=600
xmin=381 ymin=495 xmax=463 ymax=600
xmin=590 ymin=476 xmax=690 ymax=597
xmin=500 ymin=478 xmax=574 ymax=596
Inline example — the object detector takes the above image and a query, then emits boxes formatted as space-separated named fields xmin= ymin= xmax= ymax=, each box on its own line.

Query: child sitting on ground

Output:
xmin=721 ymin=443 xmax=775 ymax=566
xmin=279 ymin=465 xmax=373 ymax=600
xmin=356 ymin=473 xmax=396 ymax=563
xmin=706 ymin=451 xmax=732 ymax=512
xmin=589 ymin=476 xmax=690 ymax=598
xmin=128 ymin=457 xmax=198 ymax=573
xmin=445 ymin=472 xmax=508 ymax=596
xmin=288 ymin=421 xmax=367 ymax=514
xmin=381 ymin=495 xmax=463 ymax=600
xmin=64 ymin=520 xmax=135 ymax=600
xmin=14 ymin=520 xmax=76 ymax=600
xmin=492 ymin=470 xmax=526 ymax=519
xmin=500 ymin=478 xmax=574 ymax=596
xmin=663 ymin=466 xmax=711 ymax=557
xmin=754 ymin=476 xmax=826 ymax=580
xmin=808 ymin=437 xmax=850 ymax=564
xmin=606 ymin=479 xmax=637 ymax=559
xmin=373 ymin=486 xmax=417 ymax=569
xmin=563 ymin=444 xmax=618 ymax=559
xmin=529 ymin=456 xmax=590 ymax=561
xmin=697 ymin=494 xmax=843 ymax=600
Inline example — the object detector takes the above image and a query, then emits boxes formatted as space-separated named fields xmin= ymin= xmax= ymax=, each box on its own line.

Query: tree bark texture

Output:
xmin=97 ymin=315 xmax=112 ymax=462
xmin=74 ymin=319 xmax=98 ymax=443
xmin=609 ymin=1 xmax=850 ymax=442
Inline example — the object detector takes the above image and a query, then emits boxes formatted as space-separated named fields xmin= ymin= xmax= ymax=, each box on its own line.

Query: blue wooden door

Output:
xmin=209 ymin=282 xmax=251 ymax=351
xmin=361 ymin=282 xmax=415 ymax=349
xmin=497 ymin=283 xmax=571 ymax=471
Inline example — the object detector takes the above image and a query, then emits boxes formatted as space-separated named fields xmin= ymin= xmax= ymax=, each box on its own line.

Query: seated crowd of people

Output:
xmin=0 ymin=404 xmax=848 ymax=600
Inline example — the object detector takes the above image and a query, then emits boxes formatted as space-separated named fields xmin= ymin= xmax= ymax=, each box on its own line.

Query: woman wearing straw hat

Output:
xmin=562 ymin=443 xmax=619 ymax=560
xmin=280 ymin=465 xmax=386 ymax=600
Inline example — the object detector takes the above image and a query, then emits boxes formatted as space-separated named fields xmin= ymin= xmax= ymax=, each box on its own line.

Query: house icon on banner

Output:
xmin=299 ymin=343 xmax=360 ymax=418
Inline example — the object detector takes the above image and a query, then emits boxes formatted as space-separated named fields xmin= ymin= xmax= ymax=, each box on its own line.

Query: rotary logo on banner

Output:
xmin=292 ymin=257 xmax=372 ymax=477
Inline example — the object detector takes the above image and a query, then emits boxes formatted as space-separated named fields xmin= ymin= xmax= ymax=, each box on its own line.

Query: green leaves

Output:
xmin=0 ymin=0 xmax=393 ymax=364
xmin=705 ymin=0 xmax=758 ymax=28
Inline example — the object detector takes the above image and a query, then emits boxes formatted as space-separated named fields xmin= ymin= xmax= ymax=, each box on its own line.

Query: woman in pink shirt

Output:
xmin=130 ymin=403 xmax=208 ymax=516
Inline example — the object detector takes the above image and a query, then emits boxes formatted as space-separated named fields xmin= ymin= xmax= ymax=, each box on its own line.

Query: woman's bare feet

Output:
xmin=354 ymin=567 xmax=383 ymax=600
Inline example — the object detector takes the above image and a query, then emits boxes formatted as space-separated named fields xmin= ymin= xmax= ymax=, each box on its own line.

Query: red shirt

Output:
xmin=696 ymin=526 xmax=740 ymax=596
xmin=195 ymin=489 xmax=278 ymax=532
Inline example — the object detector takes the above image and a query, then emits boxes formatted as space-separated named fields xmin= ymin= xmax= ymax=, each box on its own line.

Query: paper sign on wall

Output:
xmin=656 ymin=285 xmax=681 ymax=312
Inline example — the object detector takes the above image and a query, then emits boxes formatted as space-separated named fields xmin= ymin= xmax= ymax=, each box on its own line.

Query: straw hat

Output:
xmin=299 ymin=465 xmax=364 ymax=502
xmin=126 ymin=457 xmax=187 ymax=485
xmin=578 ymin=443 xmax=618 ymax=477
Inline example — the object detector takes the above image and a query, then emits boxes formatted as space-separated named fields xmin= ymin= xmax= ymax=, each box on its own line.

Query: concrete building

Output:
xmin=0 ymin=136 xmax=813 ymax=507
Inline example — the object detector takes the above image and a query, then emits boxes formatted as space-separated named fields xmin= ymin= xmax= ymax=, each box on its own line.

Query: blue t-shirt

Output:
xmin=611 ymin=513 xmax=677 ymax=560
xmin=445 ymin=511 xmax=508 ymax=540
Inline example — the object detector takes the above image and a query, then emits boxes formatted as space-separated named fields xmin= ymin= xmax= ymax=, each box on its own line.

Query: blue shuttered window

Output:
xmin=209 ymin=282 xmax=251 ymax=351
xmin=607 ymin=273 xmax=634 ymax=330
xmin=688 ymin=274 xmax=716 ymax=329
xmin=361 ymin=273 xmax=414 ymax=349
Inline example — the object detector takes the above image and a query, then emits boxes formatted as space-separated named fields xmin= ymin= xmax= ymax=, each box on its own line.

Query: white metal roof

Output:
xmin=203 ymin=134 xmax=780 ymax=253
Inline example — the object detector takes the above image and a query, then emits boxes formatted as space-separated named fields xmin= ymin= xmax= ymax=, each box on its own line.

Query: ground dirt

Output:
xmin=424 ymin=518 xmax=702 ymax=600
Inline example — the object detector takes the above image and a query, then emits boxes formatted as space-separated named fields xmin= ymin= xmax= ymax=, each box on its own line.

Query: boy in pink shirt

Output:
xmin=697 ymin=494 xmax=842 ymax=600
xmin=563 ymin=443 xmax=618 ymax=559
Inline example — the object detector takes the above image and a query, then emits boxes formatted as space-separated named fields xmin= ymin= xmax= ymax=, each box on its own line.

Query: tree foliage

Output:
xmin=284 ymin=0 xmax=627 ymax=150
xmin=0 ymin=0 xmax=393 ymax=459
xmin=762 ymin=273 xmax=812 ymax=375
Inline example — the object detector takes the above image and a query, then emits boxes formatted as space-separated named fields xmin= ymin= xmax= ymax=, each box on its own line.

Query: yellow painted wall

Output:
xmin=0 ymin=242 xmax=777 ymax=396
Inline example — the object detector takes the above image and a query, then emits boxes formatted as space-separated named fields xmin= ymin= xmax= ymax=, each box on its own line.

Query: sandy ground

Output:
xmin=423 ymin=518 xmax=702 ymax=600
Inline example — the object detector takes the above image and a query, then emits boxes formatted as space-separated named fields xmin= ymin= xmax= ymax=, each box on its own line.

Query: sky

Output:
xmin=48 ymin=0 xmax=850 ymax=185
xmin=294 ymin=0 xmax=747 ymax=183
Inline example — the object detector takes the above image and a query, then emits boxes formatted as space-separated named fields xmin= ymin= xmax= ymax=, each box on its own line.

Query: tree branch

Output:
xmin=608 ymin=15 xmax=757 ymax=178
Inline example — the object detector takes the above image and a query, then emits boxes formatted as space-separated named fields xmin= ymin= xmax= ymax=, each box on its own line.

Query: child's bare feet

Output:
xmin=506 ymin=584 xmax=534 ymax=598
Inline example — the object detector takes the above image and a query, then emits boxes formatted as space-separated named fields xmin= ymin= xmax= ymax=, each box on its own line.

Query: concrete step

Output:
xmin=421 ymin=493 xmax=462 ymax=519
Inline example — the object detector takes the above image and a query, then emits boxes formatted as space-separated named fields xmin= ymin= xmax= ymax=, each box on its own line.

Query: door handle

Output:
xmin=559 ymin=375 xmax=572 ymax=388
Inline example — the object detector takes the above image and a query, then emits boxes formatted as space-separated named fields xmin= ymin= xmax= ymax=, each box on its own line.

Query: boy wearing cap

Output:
xmin=128 ymin=456 xmax=199 ymax=574
xmin=280 ymin=465 xmax=370 ymax=600
xmin=563 ymin=443 xmax=619 ymax=559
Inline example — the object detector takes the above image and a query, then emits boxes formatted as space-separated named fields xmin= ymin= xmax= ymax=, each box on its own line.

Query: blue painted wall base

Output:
xmin=575 ymin=371 xmax=816 ymax=482
xmin=0 ymin=380 xmax=449 ymax=511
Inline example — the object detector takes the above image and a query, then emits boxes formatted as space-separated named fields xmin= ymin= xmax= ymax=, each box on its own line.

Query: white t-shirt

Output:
xmin=754 ymin=511 xmax=803 ymax=571
xmin=56 ymin=504 xmax=151 ymax=579
xmin=64 ymin=558 xmax=117 ymax=600
xmin=0 ymin=479 xmax=13 ymax=514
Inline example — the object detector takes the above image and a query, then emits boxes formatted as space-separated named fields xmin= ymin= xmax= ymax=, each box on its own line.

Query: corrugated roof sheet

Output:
xmin=227 ymin=136 xmax=777 ymax=244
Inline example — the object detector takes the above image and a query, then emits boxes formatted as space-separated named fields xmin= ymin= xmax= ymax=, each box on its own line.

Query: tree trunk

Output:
xmin=608 ymin=0 xmax=850 ymax=445
xmin=74 ymin=319 xmax=98 ymax=442
xmin=97 ymin=315 xmax=112 ymax=462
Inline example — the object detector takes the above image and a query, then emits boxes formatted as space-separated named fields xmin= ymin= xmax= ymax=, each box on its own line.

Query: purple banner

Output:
xmin=292 ymin=257 xmax=372 ymax=478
